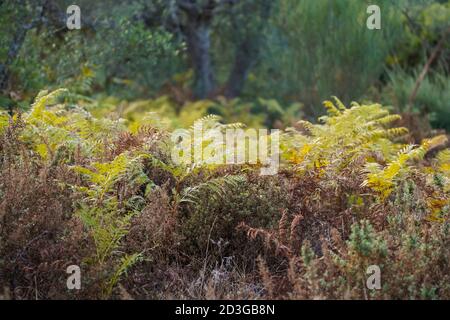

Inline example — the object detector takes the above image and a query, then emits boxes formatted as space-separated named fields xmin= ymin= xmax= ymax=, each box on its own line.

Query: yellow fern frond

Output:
xmin=332 ymin=96 xmax=347 ymax=111
xmin=323 ymin=100 xmax=341 ymax=116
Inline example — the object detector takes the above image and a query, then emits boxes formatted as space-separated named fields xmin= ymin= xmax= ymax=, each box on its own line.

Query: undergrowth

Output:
xmin=0 ymin=91 xmax=448 ymax=299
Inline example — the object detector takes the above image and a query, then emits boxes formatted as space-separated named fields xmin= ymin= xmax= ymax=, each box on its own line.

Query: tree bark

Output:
xmin=224 ymin=36 xmax=258 ymax=99
xmin=185 ymin=19 xmax=215 ymax=99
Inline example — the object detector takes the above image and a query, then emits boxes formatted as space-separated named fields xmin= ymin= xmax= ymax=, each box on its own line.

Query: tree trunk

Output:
xmin=224 ymin=0 xmax=272 ymax=99
xmin=185 ymin=20 xmax=215 ymax=99
xmin=224 ymin=37 xmax=258 ymax=99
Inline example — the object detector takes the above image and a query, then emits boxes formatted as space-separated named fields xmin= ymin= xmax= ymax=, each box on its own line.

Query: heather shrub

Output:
xmin=240 ymin=98 xmax=449 ymax=299
xmin=179 ymin=173 xmax=288 ymax=259
xmin=0 ymin=90 xmax=448 ymax=299
xmin=0 ymin=116 xmax=86 ymax=299
xmin=250 ymin=216 xmax=449 ymax=299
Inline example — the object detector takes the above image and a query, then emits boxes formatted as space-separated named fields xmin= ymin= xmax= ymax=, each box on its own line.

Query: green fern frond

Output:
xmin=180 ymin=175 xmax=246 ymax=207
xmin=104 ymin=252 xmax=143 ymax=298
xmin=191 ymin=114 xmax=222 ymax=130
xmin=29 ymin=89 xmax=68 ymax=119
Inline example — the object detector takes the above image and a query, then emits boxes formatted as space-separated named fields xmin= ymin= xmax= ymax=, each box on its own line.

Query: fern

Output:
xmin=282 ymin=100 xmax=407 ymax=174
xmin=27 ymin=89 xmax=69 ymax=124
xmin=363 ymin=135 xmax=448 ymax=198
xmin=0 ymin=111 xmax=10 ymax=134
xmin=180 ymin=175 xmax=246 ymax=208
xmin=437 ymin=149 xmax=450 ymax=175
xmin=104 ymin=253 xmax=143 ymax=298
xmin=72 ymin=153 xmax=149 ymax=296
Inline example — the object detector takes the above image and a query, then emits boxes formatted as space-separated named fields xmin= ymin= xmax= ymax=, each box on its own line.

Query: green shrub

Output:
xmin=247 ymin=0 xmax=403 ymax=116
xmin=382 ymin=69 xmax=450 ymax=130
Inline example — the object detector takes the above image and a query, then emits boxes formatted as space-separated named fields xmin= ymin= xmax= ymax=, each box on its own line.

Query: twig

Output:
xmin=199 ymin=214 xmax=218 ymax=294
xmin=407 ymin=26 xmax=450 ymax=113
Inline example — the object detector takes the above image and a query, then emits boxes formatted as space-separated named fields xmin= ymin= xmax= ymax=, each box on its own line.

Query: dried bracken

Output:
xmin=0 ymin=91 xmax=448 ymax=299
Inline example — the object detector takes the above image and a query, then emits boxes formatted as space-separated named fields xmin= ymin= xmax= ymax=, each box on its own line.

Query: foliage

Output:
xmin=381 ymin=69 xmax=450 ymax=130
xmin=0 ymin=89 xmax=448 ymax=299
xmin=1 ymin=0 xmax=449 ymax=301
xmin=2 ymin=1 xmax=182 ymax=100
xmin=2 ymin=1 xmax=447 ymax=122
xmin=388 ymin=0 xmax=450 ymax=70
xmin=248 ymin=0 xmax=403 ymax=116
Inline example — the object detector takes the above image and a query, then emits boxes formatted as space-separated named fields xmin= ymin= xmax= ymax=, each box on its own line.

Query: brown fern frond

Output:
xmin=330 ymin=228 xmax=344 ymax=252
xmin=238 ymin=222 xmax=292 ymax=258
xmin=278 ymin=209 xmax=289 ymax=245
xmin=289 ymin=214 xmax=303 ymax=246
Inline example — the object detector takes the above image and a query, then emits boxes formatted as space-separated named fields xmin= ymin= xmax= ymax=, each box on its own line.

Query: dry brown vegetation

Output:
xmin=0 ymin=93 xmax=449 ymax=300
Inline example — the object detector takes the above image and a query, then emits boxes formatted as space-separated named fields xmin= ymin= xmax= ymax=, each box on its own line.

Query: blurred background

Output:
xmin=1 ymin=0 xmax=449 ymax=137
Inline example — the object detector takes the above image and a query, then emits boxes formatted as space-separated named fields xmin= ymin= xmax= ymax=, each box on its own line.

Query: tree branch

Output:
xmin=407 ymin=26 xmax=450 ymax=112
